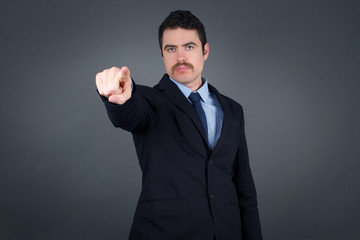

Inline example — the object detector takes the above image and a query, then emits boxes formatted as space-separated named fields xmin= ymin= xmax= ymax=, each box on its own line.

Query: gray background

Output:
xmin=1 ymin=0 xmax=359 ymax=239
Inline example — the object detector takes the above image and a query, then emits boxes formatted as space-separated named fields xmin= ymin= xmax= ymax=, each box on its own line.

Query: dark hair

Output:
xmin=158 ymin=10 xmax=207 ymax=55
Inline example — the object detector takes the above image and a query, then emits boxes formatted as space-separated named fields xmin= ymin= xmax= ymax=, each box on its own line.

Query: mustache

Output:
xmin=171 ymin=62 xmax=194 ymax=74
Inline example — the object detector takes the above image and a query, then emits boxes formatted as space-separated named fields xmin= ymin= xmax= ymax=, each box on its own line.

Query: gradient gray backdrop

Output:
xmin=1 ymin=0 xmax=359 ymax=239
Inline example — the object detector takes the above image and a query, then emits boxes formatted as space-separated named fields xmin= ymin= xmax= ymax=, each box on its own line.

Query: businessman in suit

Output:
xmin=96 ymin=10 xmax=262 ymax=240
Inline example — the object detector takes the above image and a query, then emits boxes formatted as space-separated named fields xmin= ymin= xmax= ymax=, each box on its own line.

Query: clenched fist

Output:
xmin=96 ymin=66 xmax=132 ymax=105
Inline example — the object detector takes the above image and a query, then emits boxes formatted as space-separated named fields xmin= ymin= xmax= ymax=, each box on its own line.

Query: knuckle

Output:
xmin=95 ymin=76 xmax=101 ymax=84
xmin=103 ymin=68 xmax=110 ymax=76
xmin=103 ymin=90 xmax=111 ymax=96
xmin=95 ymin=73 xmax=102 ymax=82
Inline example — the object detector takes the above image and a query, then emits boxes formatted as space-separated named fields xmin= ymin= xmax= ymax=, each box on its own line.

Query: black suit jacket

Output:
xmin=100 ymin=74 xmax=262 ymax=240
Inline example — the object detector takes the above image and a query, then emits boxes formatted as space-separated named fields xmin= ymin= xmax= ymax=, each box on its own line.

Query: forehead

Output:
xmin=162 ymin=28 xmax=200 ymax=46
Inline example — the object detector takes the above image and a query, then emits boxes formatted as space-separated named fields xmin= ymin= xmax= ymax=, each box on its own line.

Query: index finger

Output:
xmin=118 ymin=66 xmax=131 ymax=83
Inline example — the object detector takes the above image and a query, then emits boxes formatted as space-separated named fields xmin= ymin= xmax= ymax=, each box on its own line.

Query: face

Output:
xmin=161 ymin=28 xmax=209 ymax=91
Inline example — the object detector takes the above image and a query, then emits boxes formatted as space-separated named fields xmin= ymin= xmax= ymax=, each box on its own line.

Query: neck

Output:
xmin=184 ymin=78 xmax=203 ymax=91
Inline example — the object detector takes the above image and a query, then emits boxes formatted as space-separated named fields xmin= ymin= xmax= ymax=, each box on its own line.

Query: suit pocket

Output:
xmin=138 ymin=197 xmax=189 ymax=224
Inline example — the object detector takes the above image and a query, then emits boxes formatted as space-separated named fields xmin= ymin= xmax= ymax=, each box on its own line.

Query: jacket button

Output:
xmin=209 ymin=193 xmax=215 ymax=200
xmin=208 ymin=160 xmax=214 ymax=166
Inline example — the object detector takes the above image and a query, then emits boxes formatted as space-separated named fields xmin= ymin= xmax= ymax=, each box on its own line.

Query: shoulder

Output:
xmin=221 ymin=94 xmax=243 ymax=109
xmin=220 ymin=94 xmax=245 ymax=117
xmin=209 ymin=84 xmax=245 ymax=117
xmin=131 ymin=82 xmax=167 ymax=110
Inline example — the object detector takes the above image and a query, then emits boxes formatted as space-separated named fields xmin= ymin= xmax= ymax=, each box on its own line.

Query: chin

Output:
xmin=172 ymin=72 xmax=191 ymax=80
xmin=172 ymin=76 xmax=190 ymax=84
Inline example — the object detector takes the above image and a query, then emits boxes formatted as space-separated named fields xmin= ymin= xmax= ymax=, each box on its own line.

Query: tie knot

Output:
xmin=188 ymin=92 xmax=201 ymax=103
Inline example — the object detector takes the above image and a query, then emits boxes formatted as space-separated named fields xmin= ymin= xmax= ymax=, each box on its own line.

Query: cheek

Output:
xmin=163 ymin=58 xmax=174 ymax=68
xmin=194 ymin=58 xmax=205 ymax=70
xmin=163 ymin=61 xmax=173 ymax=74
xmin=165 ymin=63 xmax=173 ymax=72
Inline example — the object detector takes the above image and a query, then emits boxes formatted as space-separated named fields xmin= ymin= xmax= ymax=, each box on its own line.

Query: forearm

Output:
xmin=99 ymin=81 xmax=151 ymax=133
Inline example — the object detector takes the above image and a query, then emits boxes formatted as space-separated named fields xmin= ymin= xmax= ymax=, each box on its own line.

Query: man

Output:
xmin=96 ymin=10 xmax=263 ymax=240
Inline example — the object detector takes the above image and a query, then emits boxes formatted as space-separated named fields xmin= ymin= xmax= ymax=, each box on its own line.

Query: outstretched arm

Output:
xmin=96 ymin=66 xmax=151 ymax=133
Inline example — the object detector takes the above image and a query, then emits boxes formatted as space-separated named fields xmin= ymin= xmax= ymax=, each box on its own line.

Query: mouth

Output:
xmin=171 ymin=62 xmax=194 ymax=74
xmin=176 ymin=65 xmax=189 ymax=71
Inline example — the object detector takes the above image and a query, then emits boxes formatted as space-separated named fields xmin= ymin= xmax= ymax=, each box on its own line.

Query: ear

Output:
xmin=203 ymin=43 xmax=209 ymax=61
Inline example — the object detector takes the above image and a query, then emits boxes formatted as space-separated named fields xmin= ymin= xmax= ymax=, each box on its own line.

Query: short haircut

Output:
xmin=158 ymin=10 xmax=207 ymax=55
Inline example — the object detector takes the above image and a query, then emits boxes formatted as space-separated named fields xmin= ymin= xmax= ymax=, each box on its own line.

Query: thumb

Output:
xmin=108 ymin=94 xmax=128 ymax=105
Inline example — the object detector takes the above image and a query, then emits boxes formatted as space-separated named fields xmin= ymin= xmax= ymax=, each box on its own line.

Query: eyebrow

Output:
xmin=164 ymin=44 xmax=177 ymax=50
xmin=164 ymin=42 xmax=198 ymax=50
xmin=183 ymin=41 xmax=197 ymax=47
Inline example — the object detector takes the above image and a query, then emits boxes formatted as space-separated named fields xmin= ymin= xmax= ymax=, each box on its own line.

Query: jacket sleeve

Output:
xmin=233 ymin=106 xmax=263 ymax=240
xmin=98 ymin=80 xmax=152 ymax=133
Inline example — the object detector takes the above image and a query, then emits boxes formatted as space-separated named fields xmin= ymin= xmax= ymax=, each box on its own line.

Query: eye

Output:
xmin=186 ymin=45 xmax=194 ymax=50
xmin=166 ymin=47 xmax=176 ymax=52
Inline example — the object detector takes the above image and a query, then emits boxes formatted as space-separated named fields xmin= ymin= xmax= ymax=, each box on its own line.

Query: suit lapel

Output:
xmin=156 ymin=75 xmax=209 ymax=146
xmin=208 ymin=84 xmax=233 ymax=156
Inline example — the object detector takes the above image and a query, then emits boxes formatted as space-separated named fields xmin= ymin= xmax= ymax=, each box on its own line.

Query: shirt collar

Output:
xmin=169 ymin=76 xmax=210 ymax=103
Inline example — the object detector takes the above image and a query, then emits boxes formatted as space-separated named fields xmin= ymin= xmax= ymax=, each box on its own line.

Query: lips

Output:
xmin=171 ymin=62 xmax=194 ymax=74
xmin=176 ymin=65 xmax=189 ymax=72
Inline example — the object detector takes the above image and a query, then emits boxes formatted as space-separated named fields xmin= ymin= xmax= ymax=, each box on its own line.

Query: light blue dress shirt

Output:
xmin=169 ymin=77 xmax=224 ymax=150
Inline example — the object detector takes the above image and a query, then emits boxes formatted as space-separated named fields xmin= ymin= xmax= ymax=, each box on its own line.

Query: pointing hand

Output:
xmin=96 ymin=66 xmax=132 ymax=105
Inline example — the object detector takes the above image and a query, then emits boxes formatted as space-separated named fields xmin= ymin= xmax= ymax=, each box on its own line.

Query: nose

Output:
xmin=177 ymin=51 xmax=187 ymax=63
xmin=177 ymin=57 xmax=186 ymax=63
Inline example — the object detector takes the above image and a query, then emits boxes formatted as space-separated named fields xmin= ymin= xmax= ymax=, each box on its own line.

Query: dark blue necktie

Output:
xmin=188 ymin=92 xmax=208 ymax=139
